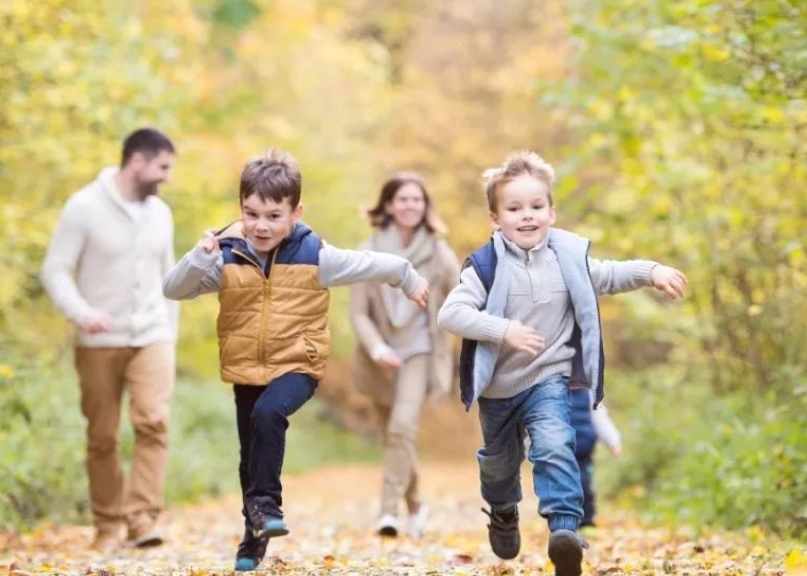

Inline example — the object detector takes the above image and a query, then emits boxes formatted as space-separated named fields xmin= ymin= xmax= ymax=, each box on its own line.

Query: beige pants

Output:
xmin=374 ymin=354 xmax=429 ymax=517
xmin=74 ymin=342 xmax=175 ymax=536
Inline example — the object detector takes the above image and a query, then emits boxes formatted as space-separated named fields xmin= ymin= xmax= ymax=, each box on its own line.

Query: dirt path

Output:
xmin=1 ymin=461 xmax=787 ymax=575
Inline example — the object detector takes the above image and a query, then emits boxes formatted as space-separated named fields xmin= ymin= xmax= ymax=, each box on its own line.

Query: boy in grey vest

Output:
xmin=437 ymin=151 xmax=686 ymax=576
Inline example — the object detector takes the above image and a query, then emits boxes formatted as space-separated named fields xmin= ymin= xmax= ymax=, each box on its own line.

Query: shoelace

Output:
xmin=481 ymin=507 xmax=519 ymax=534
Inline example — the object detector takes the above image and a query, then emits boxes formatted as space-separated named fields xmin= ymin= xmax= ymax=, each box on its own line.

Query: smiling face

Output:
xmin=385 ymin=181 xmax=427 ymax=232
xmin=131 ymin=150 xmax=174 ymax=198
xmin=240 ymin=193 xmax=303 ymax=256
xmin=490 ymin=174 xmax=556 ymax=250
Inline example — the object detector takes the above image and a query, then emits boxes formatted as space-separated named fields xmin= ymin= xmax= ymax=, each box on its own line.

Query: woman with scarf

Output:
xmin=350 ymin=173 xmax=460 ymax=539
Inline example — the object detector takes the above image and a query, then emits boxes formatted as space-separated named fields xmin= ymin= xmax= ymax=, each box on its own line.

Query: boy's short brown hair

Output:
xmin=240 ymin=148 xmax=302 ymax=207
xmin=483 ymin=150 xmax=556 ymax=211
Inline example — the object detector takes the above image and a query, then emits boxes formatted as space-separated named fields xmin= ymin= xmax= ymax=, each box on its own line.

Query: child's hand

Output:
xmin=407 ymin=277 xmax=430 ymax=309
xmin=650 ymin=265 xmax=688 ymax=299
xmin=609 ymin=444 xmax=622 ymax=456
xmin=503 ymin=321 xmax=546 ymax=355
xmin=198 ymin=228 xmax=221 ymax=255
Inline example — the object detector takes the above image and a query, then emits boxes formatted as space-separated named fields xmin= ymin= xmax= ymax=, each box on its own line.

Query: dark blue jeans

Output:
xmin=234 ymin=373 xmax=317 ymax=521
xmin=477 ymin=374 xmax=582 ymax=532
xmin=576 ymin=452 xmax=595 ymax=526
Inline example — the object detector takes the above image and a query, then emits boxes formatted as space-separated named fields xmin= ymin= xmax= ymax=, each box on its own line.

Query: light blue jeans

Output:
xmin=477 ymin=373 xmax=582 ymax=531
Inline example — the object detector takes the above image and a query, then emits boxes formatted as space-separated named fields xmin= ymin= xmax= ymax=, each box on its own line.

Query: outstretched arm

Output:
xmin=319 ymin=243 xmax=428 ymax=307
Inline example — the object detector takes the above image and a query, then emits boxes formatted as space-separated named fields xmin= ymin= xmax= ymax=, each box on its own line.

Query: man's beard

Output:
xmin=135 ymin=181 xmax=160 ymax=199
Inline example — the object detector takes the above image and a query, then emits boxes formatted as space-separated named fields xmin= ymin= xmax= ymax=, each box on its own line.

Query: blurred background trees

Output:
xmin=2 ymin=0 xmax=806 ymax=535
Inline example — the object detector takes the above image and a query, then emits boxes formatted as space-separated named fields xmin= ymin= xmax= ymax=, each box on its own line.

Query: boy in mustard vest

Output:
xmin=437 ymin=151 xmax=686 ymax=576
xmin=163 ymin=148 xmax=428 ymax=571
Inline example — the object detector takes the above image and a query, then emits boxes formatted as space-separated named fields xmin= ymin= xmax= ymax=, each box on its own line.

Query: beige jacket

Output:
xmin=41 ymin=167 xmax=178 ymax=347
xmin=350 ymin=235 xmax=460 ymax=406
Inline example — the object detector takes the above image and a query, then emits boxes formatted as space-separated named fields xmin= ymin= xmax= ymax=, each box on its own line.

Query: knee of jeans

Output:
xmin=528 ymin=428 xmax=575 ymax=460
xmin=478 ymin=446 xmax=522 ymax=480
xmin=251 ymin=402 xmax=286 ymax=428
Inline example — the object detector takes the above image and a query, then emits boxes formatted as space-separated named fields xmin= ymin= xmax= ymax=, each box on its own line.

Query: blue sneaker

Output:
xmin=252 ymin=517 xmax=289 ymax=539
xmin=234 ymin=524 xmax=270 ymax=572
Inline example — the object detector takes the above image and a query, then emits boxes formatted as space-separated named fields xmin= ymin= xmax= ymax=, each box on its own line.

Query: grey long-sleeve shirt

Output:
xmin=163 ymin=240 xmax=423 ymax=300
xmin=438 ymin=234 xmax=656 ymax=399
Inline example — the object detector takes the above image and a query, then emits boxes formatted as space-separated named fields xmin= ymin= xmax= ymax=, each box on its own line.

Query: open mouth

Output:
xmin=517 ymin=226 xmax=538 ymax=232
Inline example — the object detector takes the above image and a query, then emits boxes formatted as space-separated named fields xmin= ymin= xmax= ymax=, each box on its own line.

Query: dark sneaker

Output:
xmin=246 ymin=501 xmax=290 ymax=539
xmin=548 ymin=529 xmax=585 ymax=576
xmin=234 ymin=524 xmax=270 ymax=572
xmin=482 ymin=506 xmax=520 ymax=560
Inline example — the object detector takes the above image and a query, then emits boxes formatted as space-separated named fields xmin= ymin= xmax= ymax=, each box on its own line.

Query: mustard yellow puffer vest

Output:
xmin=216 ymin=223 xmax=330 ymax=385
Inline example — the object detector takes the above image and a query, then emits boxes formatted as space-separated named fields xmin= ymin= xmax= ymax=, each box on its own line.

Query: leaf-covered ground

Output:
xmin=0 ymin=462 xmax=792 ymax=575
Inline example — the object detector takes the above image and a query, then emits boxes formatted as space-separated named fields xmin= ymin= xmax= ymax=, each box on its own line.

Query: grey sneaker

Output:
xmin=482 ymin=506 xmax=520 ymax=560
xmin=548 ymin=529 xmax=585 ymax=576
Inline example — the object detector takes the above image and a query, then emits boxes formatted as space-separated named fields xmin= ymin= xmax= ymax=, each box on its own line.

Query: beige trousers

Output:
xmin=374 ymin=354 xmax=429 ymax=517
xmin=74 ymin=342 xmax=175 ymax=536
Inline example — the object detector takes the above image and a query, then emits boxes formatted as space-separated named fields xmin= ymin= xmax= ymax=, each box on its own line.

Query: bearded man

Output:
xmin=42 ymin=128 xmax=178 ymax=551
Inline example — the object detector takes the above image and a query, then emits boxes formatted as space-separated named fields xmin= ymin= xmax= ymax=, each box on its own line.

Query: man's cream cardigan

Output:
xmin=41 ymin=167 xmax=178 ymax=347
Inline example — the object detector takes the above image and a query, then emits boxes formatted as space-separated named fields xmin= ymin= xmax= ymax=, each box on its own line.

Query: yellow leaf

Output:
xmin=786 ymin=548 xmax=807 ymax=574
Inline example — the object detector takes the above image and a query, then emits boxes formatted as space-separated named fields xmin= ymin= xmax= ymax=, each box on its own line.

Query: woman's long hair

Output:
xmin=366 ymin=172 xmax=447 ymax=235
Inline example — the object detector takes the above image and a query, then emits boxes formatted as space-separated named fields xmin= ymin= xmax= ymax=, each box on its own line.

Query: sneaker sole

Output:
xmin=377 ymin=526 xmax=398 ymax=537
xmin=253 ymin=520 xmax=289 ymax=539
xmin=234 ymin=558 xmax=260 ymax=571
xmin=548 ymin=532 xmax=583 ymax=576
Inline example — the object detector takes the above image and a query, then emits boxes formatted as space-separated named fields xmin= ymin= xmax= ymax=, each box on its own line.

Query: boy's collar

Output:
xmin=496 ymin=230 xmax=548 ymax=259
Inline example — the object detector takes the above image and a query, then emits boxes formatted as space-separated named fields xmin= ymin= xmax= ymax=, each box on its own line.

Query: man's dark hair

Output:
xmin=121 ymin=128 xmax=175 ymax=167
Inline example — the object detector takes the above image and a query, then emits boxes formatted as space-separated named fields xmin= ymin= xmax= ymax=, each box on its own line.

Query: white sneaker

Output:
xmin=407 ymin=504 xmax=429 ymax=539
xmin=376 ymin=514 xmax=400 ymax=537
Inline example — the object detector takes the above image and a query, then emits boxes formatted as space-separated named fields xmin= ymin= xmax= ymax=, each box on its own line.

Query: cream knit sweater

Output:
xmin=41 ymin=167 xmax=178 ymax=347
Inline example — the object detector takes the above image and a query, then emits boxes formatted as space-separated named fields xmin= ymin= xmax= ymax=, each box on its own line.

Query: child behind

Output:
xmin=163 ymin=149 xmax=428 ymax=572
xmin=437 ymin=151 xmax=686 ymax=576
xmin=569 ymin=387 xmax=621 ymax=531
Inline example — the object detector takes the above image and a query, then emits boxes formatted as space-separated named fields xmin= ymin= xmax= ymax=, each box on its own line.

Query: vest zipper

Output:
xmin=231 ymin=247 xmax=277 ymax=383
xmin=257 ymin=250 xmax=278 ymax=381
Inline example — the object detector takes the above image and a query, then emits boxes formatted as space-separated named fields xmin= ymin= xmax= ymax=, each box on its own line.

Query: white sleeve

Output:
xmin=592 ymin=404 xmax=622 ymax=449
xmin=40 ymin=198 xmax=96 ymax=325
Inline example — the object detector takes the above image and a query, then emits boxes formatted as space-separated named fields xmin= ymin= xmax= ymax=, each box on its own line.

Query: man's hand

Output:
xmin=502 ymin=320 xmax=546 ymax=355
xmin=199 ymin=228 xmax=221 ymax=254
xmin=407 ymin=277 xmax=429 ymax=309
xmin=81 ymin=311 xmax=112 ymax=334
xmin=650 ymin=265 xmax=688 ymax=299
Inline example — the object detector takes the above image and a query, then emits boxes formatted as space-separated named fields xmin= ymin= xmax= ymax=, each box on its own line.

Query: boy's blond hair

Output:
xmin=483 ymin=151 xmax=556 ymax=211
xmin=240 ymin=148 xmax=302 ymax=207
